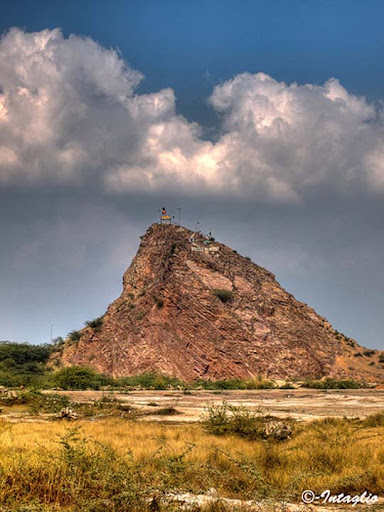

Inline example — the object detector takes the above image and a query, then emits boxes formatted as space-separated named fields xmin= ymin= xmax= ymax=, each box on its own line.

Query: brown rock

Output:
xmin=57 ymin=223 xmax=384 ymax=383
xmin=263 ymin=420 xmax=292 ymax=440
xmin=57 ymin=407 xmax=78 ymax=420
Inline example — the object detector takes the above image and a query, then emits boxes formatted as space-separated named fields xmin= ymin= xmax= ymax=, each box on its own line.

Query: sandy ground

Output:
xmin=43 ymin=388 xmax=384 ymax=422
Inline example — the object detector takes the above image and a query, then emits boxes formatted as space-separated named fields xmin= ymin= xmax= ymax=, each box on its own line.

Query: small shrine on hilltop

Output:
xmin=160 ymin=207 xmax=171 ymax=224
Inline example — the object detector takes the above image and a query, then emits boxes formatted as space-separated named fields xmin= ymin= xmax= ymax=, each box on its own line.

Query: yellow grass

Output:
xmin=0 ymin=417 xmax=383 ymax=511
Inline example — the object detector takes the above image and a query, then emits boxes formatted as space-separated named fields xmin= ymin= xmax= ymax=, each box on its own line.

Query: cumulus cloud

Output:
xmin=0 ymin=27 xmax=143 ymax=184
xmin=208 ymin=73 xmax=382 ymax=200
xmin=1 ymin=27 xmax=384 ymax=202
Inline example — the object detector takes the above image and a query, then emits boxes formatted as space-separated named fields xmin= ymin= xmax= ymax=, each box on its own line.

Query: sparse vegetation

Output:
xmin=85 ymin=316 xmax=104 ymax=332
xmin=279 ymin=382 xmax=295 ymax=389
xmin=363 ymin=349 xmax=376 ymax=357
xmin=203 ymin=403 xmax=294 ymax=441
xmin=0 ymin=389 xmax=71 ymax=413
xmin=135 ymin=309 xmax=147 ymax=321
xmin=302 ymin=377 xmax=362 ymax=389
xmin=335 ymin=330 xmax=357 ymax=347
xmin=155 ymin=297 xmax=164 ymax=308
xmin=212 ymin=289 xmax=234 ymax=303
xmin=116 ymin=371 xmax=185 ymax=390
xmin=68 ymin=330 xmax=82 ymax=343
xmin=203 ymin=402 xmax=264 ymax=438
xmin=152 ymin=405 xmax=181 ymax=415
xmin=0 ymin=411 xmax=384 ymax=510
xmin=0 ymin=342 xmax=380 ymax=395
xmin=363 ymin=412 xmax=384 ymax=427
xmin=195 ymin=377 xmax=276 ymax=390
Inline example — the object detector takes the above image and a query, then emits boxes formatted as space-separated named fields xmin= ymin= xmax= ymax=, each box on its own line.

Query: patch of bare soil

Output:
xmin=42 ymin=388 xmax=384 ymax=422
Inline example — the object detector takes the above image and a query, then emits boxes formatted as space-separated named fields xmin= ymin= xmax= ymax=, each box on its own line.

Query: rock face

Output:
xmin=58 ymin=223 xmax=384 ymax=382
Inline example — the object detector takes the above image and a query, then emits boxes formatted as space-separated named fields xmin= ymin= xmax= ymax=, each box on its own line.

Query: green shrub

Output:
xmin=116 ymin=372 xmax=185 ymax=390
xmin=0 ymin=341 xmax=52 ymax=367
xmin=68 ymin=330 xmax=82 ymax=342
xmin=75 ymin=397 xmax=137 ymax=419
xmin=0 ymin=389 xmax=70 ymax=412
xmin=85 ymin=316 xmax=104 ymax=332
xmin=202 ymin=402 xmax=232 ymax=435
xmin=302 ymin=378 xmax=361 ymax=389
xmin=229 ymin=405 xmax=265 ymax=439
xmin=363 ymin=349 xmax=376 ymax=357
xmin=155 ymin=297 xmax=164 ymax=308
xmin=153 ymin=406 xmax=181 ymax=415
xmin=212 ymin=289 xmax=234 ymax=303
xmin=51 ymin=366 xmax=112 ymax=390
xmin=202 ymin=402 xmax=267 ymax=439
xmin=193 ymin=377 xmax=276 ymax=390
xmin=31 ymin=429 xmax=147 ymax=509
xmin=379 ymin=354 xmax=384 ymax=363
xmin=279 ymin=382 xmax=295 ymax=389
xmin=363 ymin=412 xmax=384 ymax=427
xmin=0 ymin=342 xmax=53 ymax=388
xmin=246 ymin=377 xmax=276 ymax=389
xmin=195 ymin=378 xmax=245 ymax=390
xmin=0 ymin=371 xmax=51 ymax=388
xmin=51 ymin=336 xmax=65 ymax=349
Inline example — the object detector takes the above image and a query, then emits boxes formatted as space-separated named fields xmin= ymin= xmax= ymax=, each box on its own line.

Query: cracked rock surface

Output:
xmin=57 ymin=223 xmax=384 ymax=382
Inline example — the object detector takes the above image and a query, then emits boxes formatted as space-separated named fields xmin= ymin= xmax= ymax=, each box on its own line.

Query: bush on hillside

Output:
xmin=212 ymin=289 xmax=234 ymax=303
xmin=67 ymin=330 xmax=82 ymax=342
xmin=85 ymin=316 xmax=104 ymax=332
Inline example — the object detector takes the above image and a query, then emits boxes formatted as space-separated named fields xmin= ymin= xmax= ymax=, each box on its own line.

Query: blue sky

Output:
xmin=2 ymin=0 xmax=384 ymax=125
xmin=1 ymin=1 xmax=384 ymax=349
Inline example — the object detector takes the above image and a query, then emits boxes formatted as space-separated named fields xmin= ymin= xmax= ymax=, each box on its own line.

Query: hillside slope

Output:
xmin=58 ymin=223 xmax=384 ymax=382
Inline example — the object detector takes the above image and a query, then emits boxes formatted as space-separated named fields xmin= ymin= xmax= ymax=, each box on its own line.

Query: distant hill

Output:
xmin=56 ymin=223 xmax=384 ymax=382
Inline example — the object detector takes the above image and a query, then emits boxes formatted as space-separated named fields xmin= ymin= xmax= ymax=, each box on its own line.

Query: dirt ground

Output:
xmin=44 ymin=388 xmax=384 ymax=422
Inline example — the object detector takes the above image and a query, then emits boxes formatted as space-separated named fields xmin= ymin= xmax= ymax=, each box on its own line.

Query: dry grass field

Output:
xmin=0 ymin=392 xmax=384 ymax=511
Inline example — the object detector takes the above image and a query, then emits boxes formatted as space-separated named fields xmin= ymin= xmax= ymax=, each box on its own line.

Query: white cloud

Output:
xmin=1 ymin=28 xmax=384 ymax=202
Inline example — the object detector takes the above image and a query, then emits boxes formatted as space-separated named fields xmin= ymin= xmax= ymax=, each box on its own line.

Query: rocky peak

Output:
xmin=58 ymin=222 xmax=384 ymax=382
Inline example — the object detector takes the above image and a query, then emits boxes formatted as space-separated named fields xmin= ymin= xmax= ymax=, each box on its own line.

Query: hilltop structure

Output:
xmin=57 ymin=223 xmax=384 ymax=382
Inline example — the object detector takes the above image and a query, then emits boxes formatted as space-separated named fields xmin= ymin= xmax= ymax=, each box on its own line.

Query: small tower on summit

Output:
xmin=160 ymin=207 xmax=171 ymax=224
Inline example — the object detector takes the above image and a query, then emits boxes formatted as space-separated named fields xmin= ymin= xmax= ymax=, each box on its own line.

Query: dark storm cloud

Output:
xmin=1 ymin=28 xmax=384 ymax=348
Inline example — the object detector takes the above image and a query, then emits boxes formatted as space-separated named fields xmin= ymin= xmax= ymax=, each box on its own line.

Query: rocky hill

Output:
xmin=58 ymin=223 xmax=384 ymax=382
